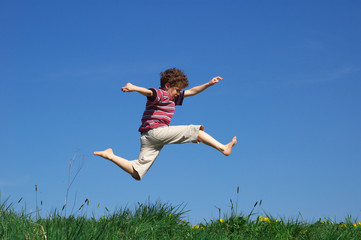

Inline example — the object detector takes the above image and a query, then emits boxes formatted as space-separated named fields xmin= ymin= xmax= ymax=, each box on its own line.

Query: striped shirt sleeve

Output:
xmin=147 ymin=88 xmax=159 ymax=104
xmin=175 ymin=90 xmax=185 ymax=106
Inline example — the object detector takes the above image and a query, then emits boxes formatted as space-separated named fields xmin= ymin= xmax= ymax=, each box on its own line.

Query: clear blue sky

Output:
xmin=1 ymin=0 xmax=360 ymax=224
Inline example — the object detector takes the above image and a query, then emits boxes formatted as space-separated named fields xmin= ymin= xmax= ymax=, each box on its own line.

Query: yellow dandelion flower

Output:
xmin=354 ymin=223 xmax=357 ymax=227
xmin=219 ymin=218 xmax=224 ymax=223
xmin=358 ymin=222 xmax=361 ymax=226
xmin=276 ymin=220 xmax=279 ymax=223
xmin=259 ymin=216 xmax=264 ymax=221
xmin=264 ymin=217 xmax=271 ymax=223
xmin=201 ymin=226 xmax=205 ymax=230
xmin=192 ymin=225 xmax=199 ymax=229
xmin=168 ymin=214 xmax=172 ymax=217
xmin=340 ymin=223 xmax=346 ymax=228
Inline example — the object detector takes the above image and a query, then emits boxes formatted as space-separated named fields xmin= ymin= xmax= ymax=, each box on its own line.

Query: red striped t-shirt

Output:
xmin=138 ymin=88 xmax=184 ymax=133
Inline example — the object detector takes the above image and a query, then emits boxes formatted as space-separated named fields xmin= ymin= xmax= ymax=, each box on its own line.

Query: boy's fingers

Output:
xmin=211 ymin=77 xmax=222 ymax=84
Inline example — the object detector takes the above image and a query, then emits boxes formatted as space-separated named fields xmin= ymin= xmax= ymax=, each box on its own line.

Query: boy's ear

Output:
xmin=164 ymin=82 xmax=170 ymax=90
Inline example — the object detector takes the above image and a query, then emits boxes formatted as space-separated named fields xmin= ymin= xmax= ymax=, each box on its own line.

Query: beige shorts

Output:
xmin=131 ymin=125 xmax=203 ymax=179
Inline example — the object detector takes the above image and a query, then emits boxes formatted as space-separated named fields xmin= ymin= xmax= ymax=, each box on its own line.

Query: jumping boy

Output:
xmin=94 ymin=68 xmax=237 ymax=180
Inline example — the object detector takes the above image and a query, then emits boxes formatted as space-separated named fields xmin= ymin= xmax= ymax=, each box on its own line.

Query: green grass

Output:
xmin=1 ymin=196 xmax=360 ymax=240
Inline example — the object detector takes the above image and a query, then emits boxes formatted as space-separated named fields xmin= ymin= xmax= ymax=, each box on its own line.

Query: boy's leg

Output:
xmin=93 ymin=149 xmax=140 ymax=180
xmin=197 ymin=130 xmax=237 ymax=156
xmin=153 ymin=125 xmax=237 ymax=156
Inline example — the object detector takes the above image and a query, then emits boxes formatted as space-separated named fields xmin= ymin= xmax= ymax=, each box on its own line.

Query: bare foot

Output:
xmin=223 ymin=136 xmax=237 ymax=156
xmin=93 ymin=148 xmax=114 ymax=160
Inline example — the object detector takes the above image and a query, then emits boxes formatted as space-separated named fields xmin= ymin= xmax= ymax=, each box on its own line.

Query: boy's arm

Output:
xmin=121 ymin=83 xmax=153 ymax=97
xmin=184 ymin=76 xmax=223 ymax=97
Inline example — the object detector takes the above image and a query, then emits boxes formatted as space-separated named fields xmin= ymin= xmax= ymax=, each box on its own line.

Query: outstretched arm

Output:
xmin=184 ymin=76 xmax=223 ymax=97
xmin=121 ymin=83 xmax=153 ymax=97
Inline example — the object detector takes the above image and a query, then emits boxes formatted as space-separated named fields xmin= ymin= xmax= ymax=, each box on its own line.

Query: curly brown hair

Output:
xmin=160 ymin=68 xmax=189 ymax=89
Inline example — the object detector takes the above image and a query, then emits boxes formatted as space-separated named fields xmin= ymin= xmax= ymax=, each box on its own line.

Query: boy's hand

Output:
xmin=208 ymin=76 xmax=223 ymax=86
xmin=121 ymin=83 xmax=153 ymax=97
xmin=122 ymin=83 xmax=135 ymax=92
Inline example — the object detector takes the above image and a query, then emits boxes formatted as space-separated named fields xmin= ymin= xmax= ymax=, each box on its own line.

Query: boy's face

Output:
xmin=165 ymin=83 xmax=182 ymax=100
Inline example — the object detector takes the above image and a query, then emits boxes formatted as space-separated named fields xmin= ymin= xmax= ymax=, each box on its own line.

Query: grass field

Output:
xmin=1 ymin=194 xmax=360 ymax=240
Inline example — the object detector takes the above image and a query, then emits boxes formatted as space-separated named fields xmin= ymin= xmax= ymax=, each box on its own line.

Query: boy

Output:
xmin=94 ymin=68 xmax=237 ymax=180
